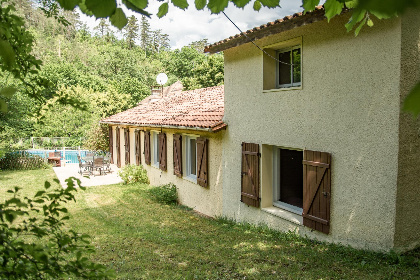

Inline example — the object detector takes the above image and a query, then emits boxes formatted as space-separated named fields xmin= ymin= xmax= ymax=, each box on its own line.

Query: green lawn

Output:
xmin=1 ymin=168 xmax=419 ymax=279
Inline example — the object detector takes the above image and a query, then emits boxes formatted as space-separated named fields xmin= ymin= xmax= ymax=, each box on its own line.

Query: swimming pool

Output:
xmin=26 ymin=150 xmax=89 ymax=164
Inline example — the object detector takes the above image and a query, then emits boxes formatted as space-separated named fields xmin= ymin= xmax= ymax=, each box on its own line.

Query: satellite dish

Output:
xmin=156 ymin=73 xmax=168 ymax=85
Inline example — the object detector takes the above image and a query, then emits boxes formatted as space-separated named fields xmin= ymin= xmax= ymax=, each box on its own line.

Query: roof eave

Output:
xmin=204 ymin=8 xmax=335 ymax=54
xmin=99 ymin=121 xmax=227 ymax=133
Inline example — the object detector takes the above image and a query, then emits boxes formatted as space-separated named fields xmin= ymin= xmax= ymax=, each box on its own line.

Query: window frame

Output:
xmin=151 ymin=131 xmax=159 ymax=167
xmin=276 ymin=45 xmax=302 ymax=89
xmin=184 ymin=135 xmax=198 ymax=181
xmin=272 ymin=146 xmax=303 ymax=215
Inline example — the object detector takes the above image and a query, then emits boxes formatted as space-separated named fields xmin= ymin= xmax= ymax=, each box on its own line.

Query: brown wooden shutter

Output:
xmin=124 ymin=128 xmax=130 ymax=165
xmin=109 ymin=126 xmax=114 ymax=164
xmin=196 ymin=137 xmax=208 ymax=187
xmin=158 ymin=133 xmax=167 ymax=171
xmin=173 ymin=134 xmax=182 ymax=177
xmin=116 ymin=127 xmax=121 ymax=168
xmin=144 ymin=131 xmax=151 ymax=165
xmin=135 ymin=130 xmax=141 ymax=165
xmin=302 ymin=150 xmax=331 ymax=234
xmin=241 ymin=142 xmax=260 ymax=207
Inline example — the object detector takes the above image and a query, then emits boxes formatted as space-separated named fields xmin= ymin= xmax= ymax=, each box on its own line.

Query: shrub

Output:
xmin=148 ymin=183 xmax=178 ymax=205
xmin=0 ymin=179 xmax=113 ymax=279
xmin=0 ymin=151 xmax=49 ymax=170
xmin=118 ymin=164 xmax=149 ymax=184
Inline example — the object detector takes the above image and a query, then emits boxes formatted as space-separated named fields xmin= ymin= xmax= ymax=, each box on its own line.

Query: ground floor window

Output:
xmin=273 ymin=147 xmax=303 ymax=214
xmin=185 ymin=135 xmax=197 ymax=180
xmin=152 ymin=131 xmax=159 ymax=167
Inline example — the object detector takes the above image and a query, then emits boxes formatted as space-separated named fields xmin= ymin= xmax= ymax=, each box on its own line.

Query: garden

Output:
xmin=0 ymin=166 xmax=419 ymax=279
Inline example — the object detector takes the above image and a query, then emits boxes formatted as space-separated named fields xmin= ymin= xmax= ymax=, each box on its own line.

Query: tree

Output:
xmin=140 ymin=15 xmax=151 ymax=51
xmin=94 ymin=18 xmax=110 ymax=38
xmin=124 ymin=15 xmax=139 ymax=49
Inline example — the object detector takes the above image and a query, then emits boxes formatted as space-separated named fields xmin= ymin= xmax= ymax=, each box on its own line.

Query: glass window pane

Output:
xmin=190 ymin=139 xmax=196 ymax=175
xmin=279 ymin=149 xmax=303 ymax=208
xmin=278 ymin=51 xmax=291 ymax=85
xmin=292 ymin=48 xmax=301 ymax=84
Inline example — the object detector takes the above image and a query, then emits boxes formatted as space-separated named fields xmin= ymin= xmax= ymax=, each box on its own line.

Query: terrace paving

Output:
xmin=53 ymin=163 xmax=123 ymax=188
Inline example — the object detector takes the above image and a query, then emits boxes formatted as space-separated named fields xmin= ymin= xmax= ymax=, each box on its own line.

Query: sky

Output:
xmin=78 ymin=0 xmax=307 ymax=49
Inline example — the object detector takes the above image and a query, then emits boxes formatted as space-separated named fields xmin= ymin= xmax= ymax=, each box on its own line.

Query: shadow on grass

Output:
xmin=64 ymin=183 xmax=420 ymax=280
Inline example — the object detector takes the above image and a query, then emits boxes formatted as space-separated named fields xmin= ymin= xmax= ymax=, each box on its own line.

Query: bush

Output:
xmin=0 ymin=179 xmax=113 ymax=279
xmin=148 ymin=183 xmax=178 ymax=205
xmin=0 ymin=151 xmax=49 ymax=170
xmin=118 ymin=164 xmax=149 ymax=185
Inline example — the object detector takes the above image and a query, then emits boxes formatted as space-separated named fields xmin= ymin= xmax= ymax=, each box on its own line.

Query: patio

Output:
xmin=53 ymin=163 xmax=123 ymax=188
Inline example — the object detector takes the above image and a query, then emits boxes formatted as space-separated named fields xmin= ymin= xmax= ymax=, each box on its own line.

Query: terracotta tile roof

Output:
xmin=101 ymin=83 xmax=226 ymax=132
xmin=204 ymin=5 xmax=344 ymax=54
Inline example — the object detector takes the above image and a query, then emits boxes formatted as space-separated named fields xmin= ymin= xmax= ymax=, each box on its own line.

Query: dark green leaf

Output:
xmin=0 ymin=86 xmax=17 ymax=98
xmin=85 ymin=0 xmax=116 ymax=18
xmin=0 ymin=40 xmax=16 ymax=69
xmin=45 ymin=181 xmax=51 ymax=189
xmin=57 ymin=0 xmax=81 ymax=10
xmin=344 ymin=0 xmax=357 ymax=9
xmin=253 ymin=0 xmax=262 ymax=11
xmin=172 ymin=0 xmax=189 ymax=10
xmin=355 ymin=17 xmax=367 ymax=35
xmin=403 ymin=82 xmax=420 ymax=116
xmin=110 ymin=8 xmax=128 ymax=29
xmin=357 ymin=0 xmax=417 ymax=17
xmin=122 ymin=0 xmax=151 ymax=16
xmin=157 ymin=3 xmax=169 ymax=18
xmin=78 ymin=2 xmax=94 ymax=16
xmin=195 ymin=0 xmax=207 ymax=10
xmin=208 ymin=0 xmax=228 ymax=13
xmin=302 ymin=0 xmax=320 ymax=11
xmin=324 ymin=0 xmax=344 ymax=21
xmin=0 ymin=100 xmax=7 ymax=113
xmin=35 ymin=191 xmax=46 ymax=198
xmin=345 ymin=9 xmax=366 ymax=32
xmin=259 ymin=0 xmax=279 ymax=8
xmin=232 ymin=0 xmax=252 ymax=8
xmin=125 ymin=0 xmax=148 ymax=9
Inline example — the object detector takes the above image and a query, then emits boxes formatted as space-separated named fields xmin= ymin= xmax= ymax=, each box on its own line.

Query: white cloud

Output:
xmin=79 ymin=0 xmax=305 ymax=49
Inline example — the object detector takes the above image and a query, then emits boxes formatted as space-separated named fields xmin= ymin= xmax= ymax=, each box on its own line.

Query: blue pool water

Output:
xmin=26 ymin=150 xmax=89 ymax=164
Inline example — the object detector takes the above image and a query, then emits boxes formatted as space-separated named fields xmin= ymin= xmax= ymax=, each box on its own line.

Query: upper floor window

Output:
xmin=277 ymin=46 xmax=301 ymax=88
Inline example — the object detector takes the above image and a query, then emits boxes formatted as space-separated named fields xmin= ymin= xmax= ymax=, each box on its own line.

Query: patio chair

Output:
xmin=103 ymin=154 xmax=111 ymax=174
xmin=47 ymin=152 xmax=61 ymax=167
xmin=77 ymin=155 xmax=91 ymax=175
xmin=90 ymin=157 xmax=105 ymax=176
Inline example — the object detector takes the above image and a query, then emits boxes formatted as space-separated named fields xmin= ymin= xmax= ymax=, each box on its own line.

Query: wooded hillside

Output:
xmin=0 ymin=0 xmax=224 ymax=150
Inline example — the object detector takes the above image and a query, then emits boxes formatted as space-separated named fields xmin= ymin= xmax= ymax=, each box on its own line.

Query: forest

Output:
xmin=0 ymin=0 xmax=224 ymax=151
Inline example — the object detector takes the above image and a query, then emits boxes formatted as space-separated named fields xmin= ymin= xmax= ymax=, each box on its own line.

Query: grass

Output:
xmin=1 ymin=168 xmax=419 ymax=279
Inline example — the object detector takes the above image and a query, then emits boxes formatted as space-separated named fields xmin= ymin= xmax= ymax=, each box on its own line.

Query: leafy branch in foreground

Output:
xmin=0 ymin=178 xmax=114 ymax=279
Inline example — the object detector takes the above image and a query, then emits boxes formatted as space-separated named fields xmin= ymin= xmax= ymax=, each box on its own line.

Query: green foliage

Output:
xmin=118 ymin=164 xmax=150 ymax=184
xmin=0 ymin=151 xmax=49 ymax=170
xmin=0 ymin=180 xmax=113 ymax=279
xmin=84 ymin=123 xmax=110 ymax=151
xmin=147 ymin=183 xmax=178 ymax=205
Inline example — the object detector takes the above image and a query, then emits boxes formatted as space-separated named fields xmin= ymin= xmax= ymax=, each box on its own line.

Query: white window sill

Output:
xmin=183 ymin=175 xmax=197 ymax=184
xmin=262 ymin=206 xmax=303 ymax=225
xmin=263 ymin=86 xmax=302 ymax=93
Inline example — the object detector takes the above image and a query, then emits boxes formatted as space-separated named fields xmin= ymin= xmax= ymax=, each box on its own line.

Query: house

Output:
xmin=203 ymin=6 xmax=420 ymax=252
xmin=102 ymin=6 xmax=420 ymax=253
xmin=100 ymin=82 xmax=226 ymax=217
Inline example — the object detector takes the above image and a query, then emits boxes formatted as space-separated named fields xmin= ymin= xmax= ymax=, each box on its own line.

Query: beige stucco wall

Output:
xmin=111 ymin=125 xmax=224 ymax=217
xmin=394 ymin=9 xmax=420 ymax=252
xmin=222 ymin=14 xmax=404 ymax=251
